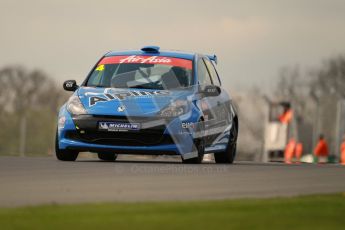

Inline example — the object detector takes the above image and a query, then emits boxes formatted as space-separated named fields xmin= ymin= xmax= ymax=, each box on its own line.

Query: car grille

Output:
xmin=66 ymin=115 xmax=175 ymax=146
xmin=65 ymin=131 xmax=174 ymax=146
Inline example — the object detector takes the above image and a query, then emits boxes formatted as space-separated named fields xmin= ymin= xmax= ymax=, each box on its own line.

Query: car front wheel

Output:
xmin=182 ymin=138 xmax=205 ymax=164
xmin=55 ymin=131 xmax=79 ymax=161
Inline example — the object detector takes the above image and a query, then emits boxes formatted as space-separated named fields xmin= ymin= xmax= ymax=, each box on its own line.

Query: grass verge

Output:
xmin=0 ymin=194 xmax=344 ymax=230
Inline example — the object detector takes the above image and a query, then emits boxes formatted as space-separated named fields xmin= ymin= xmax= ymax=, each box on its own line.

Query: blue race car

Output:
xmin=56 ymin=46 xmax=238 ymax=163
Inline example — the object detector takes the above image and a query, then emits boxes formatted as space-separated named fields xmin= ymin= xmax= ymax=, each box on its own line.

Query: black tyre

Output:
xmin=55 ymin=131 xmax=79 ymax=161
xmin=214 ymin=124 xmax=237 ymax=164
xmin=97 ymin=152 xmax=118 ymax=161
xmin=182 ymin=138 xmax=205 ymax=164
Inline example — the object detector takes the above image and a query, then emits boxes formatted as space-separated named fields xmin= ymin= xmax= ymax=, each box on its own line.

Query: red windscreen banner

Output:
xmin=98 ymin=55 xmax=193 ymax=69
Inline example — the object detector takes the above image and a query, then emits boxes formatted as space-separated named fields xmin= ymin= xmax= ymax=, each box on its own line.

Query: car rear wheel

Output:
xmin=97 ymin=152 xmax=118 ymax=161
xmin=55 ymin=131 xmax=79 ymax=161
xmin=214 ymin=124 xmax=237 ymax=164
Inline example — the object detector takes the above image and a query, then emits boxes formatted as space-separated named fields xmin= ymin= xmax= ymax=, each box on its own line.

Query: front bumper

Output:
xmin=57 ymin=112 xmax=200 ymax=157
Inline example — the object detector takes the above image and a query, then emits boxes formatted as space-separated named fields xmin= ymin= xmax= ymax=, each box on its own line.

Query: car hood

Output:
xmin=77 ymin=87 xmax=194 ymax=116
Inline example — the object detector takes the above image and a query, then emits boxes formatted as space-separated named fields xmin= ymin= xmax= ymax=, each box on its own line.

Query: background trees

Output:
xmin=271 ymin=55 xmax=345 ymax=155
xmin=0 ymin=66 xmax=67 ymax=156
xmin=235 ymin=54 xmax=345 ymax=159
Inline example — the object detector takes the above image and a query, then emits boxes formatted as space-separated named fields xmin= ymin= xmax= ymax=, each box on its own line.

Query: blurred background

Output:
xmin=0 ymin=0 xmax=345 ymax=161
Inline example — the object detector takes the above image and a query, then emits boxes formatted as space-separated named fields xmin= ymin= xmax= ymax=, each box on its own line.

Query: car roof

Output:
xmin=105 ymin=47 xmax=196 ymax=60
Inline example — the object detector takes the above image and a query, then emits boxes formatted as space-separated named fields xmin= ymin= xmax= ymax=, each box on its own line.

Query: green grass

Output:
xmin=0 ymin=194 xmax=345 ymax=230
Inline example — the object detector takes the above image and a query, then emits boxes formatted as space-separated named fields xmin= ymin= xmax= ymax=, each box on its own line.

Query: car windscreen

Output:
xmin=85 ymin=55 xmax=193 ymax=90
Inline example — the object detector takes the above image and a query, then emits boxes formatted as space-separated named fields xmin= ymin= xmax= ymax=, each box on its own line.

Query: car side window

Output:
xmin=197 ymin=58 xmax=213 ymax=86
xmin=203 ymin=58 xmax=221 ymax=86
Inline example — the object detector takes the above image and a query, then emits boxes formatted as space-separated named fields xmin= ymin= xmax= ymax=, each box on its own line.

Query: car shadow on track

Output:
xmin=76 ymin=158 xmax=182 ymax=165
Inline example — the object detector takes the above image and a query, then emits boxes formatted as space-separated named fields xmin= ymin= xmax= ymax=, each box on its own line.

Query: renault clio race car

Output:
xmin=56 ymin=46 xmax=238 ymax=163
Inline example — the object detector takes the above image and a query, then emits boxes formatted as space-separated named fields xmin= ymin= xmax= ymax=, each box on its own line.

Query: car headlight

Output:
xmin=66 ymin=95 xmax=87 ymax=115
xmin=159 ymin=100 xmax=189 ymax=117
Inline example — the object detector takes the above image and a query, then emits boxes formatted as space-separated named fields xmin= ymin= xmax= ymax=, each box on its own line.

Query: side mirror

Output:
xmin=202 ymin=85 xmax=221 ymax=97
xmin=63 ymin=80 xmax=78 ymax=91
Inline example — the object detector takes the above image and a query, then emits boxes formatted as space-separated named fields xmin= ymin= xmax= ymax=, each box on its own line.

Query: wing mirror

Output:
xmin=63 ymin=80 xmax=78 ymax=91
xmin=202 ymin=85 xmax=221 ymax=97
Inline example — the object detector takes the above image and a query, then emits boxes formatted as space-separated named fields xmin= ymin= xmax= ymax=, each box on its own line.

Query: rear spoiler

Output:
xmin=206 ymin=55 xmax=218 ymax=64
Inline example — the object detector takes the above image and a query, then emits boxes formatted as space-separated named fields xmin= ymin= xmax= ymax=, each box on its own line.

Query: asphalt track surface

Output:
xmin=1 ymin=155 xmax=345 ymax=207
